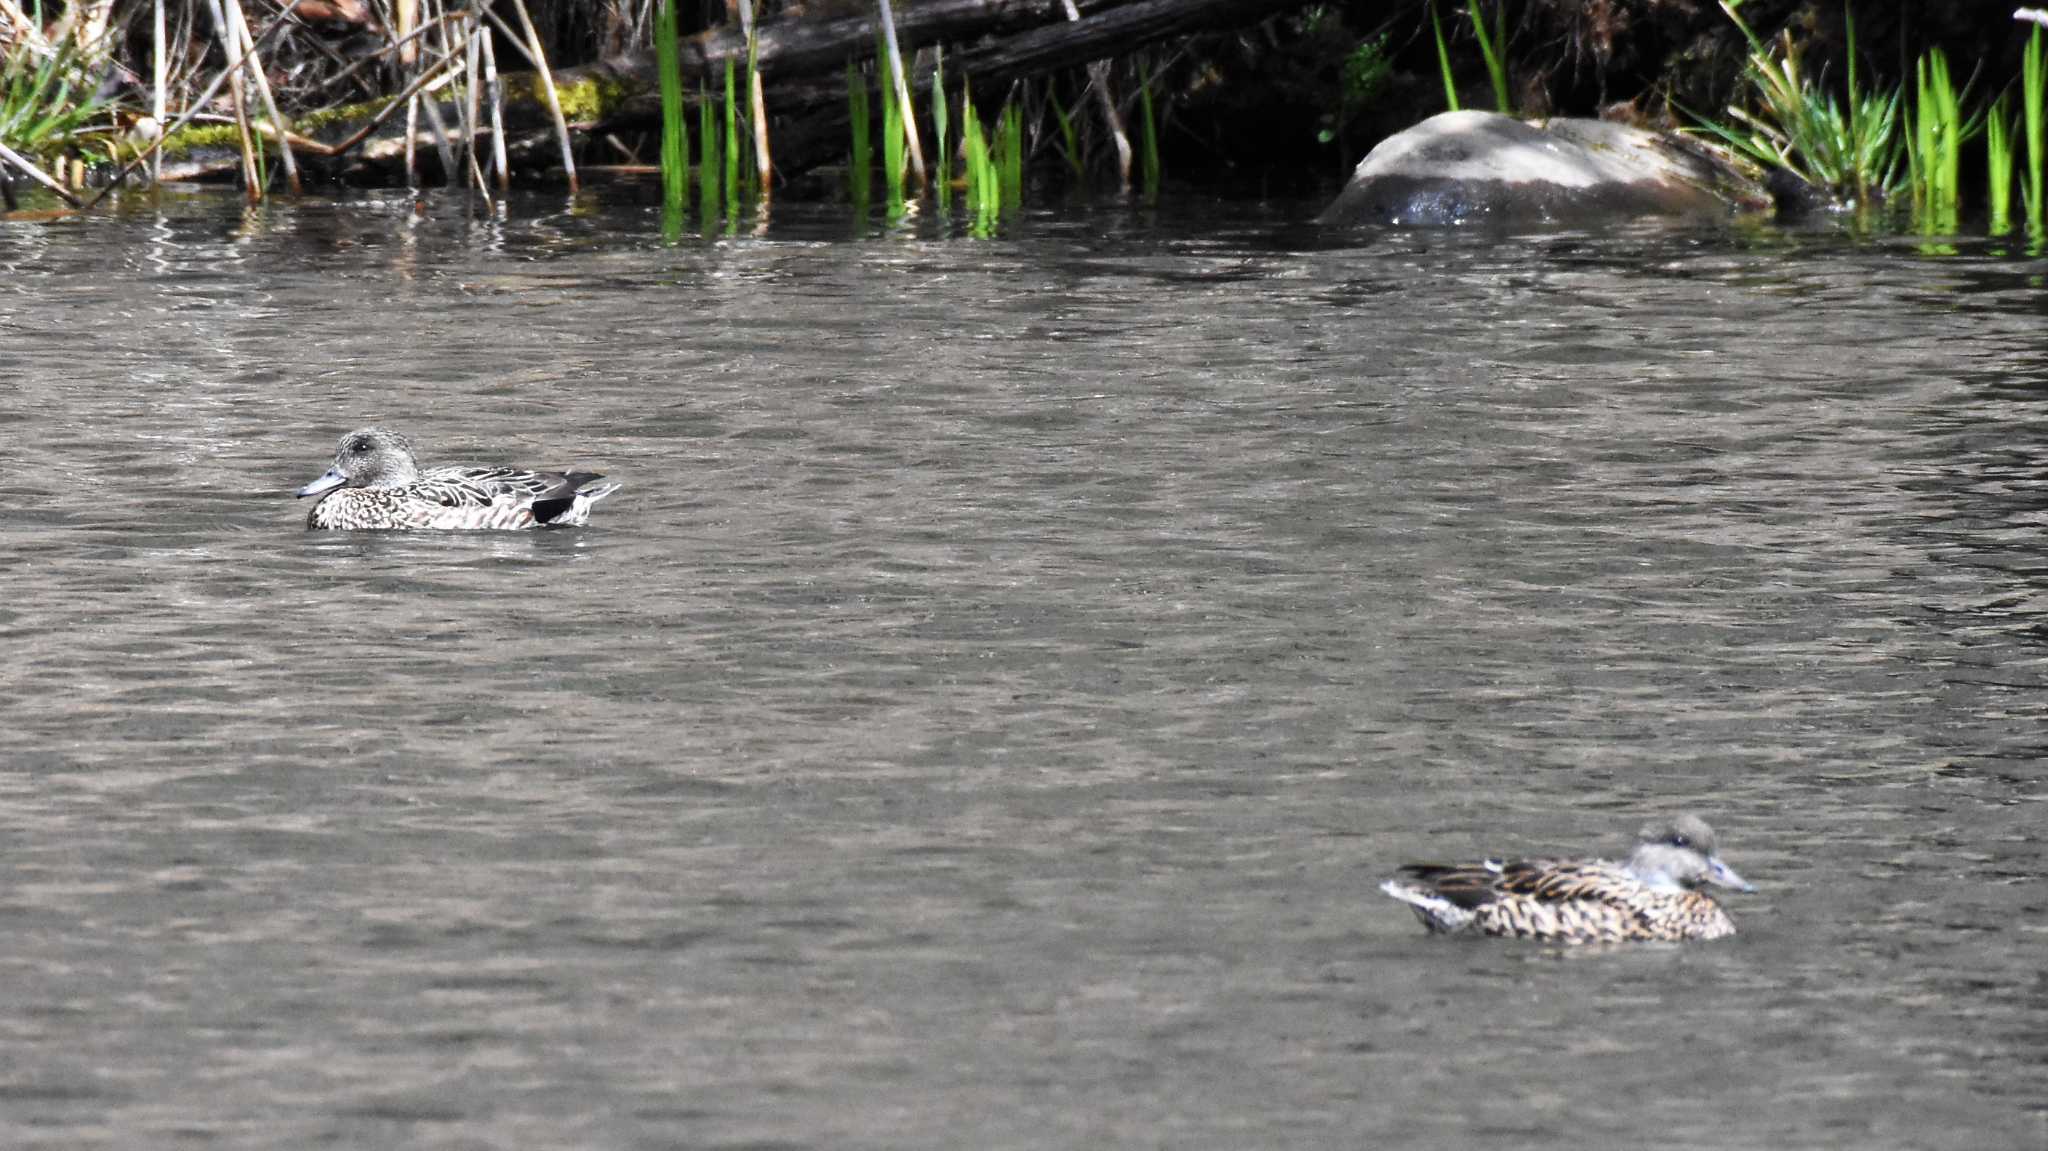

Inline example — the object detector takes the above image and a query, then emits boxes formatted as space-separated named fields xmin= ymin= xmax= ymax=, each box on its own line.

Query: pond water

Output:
xmin=2 ymin=188 xmax=2045 ymax=1149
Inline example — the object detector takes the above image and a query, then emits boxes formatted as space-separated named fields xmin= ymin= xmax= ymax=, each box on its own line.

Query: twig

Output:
xmin=0 ymin=142 xmax=85 ymax=207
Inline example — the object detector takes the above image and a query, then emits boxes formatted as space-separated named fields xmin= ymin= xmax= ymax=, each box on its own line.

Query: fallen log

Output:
xmin=607 ymin=0 xmax=1310 ymax=176
xmin=679 ymin=0 xmax=1062 ymax=79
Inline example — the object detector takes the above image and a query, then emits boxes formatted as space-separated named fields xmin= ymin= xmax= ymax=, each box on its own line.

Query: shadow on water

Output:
xmin=1 ymin=187 xmax=2046 ymax=1148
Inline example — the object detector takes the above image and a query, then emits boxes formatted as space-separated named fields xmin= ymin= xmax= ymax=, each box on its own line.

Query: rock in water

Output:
xmin=1319 ymin=110 xmax=1769 ymax=227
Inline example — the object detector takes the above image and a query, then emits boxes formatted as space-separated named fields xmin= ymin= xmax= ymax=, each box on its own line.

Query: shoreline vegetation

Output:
xmin=3 ymin=0 xmax=2047 ymax=235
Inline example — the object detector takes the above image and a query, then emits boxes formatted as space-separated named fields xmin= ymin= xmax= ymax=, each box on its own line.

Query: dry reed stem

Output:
xmin=737 ymin=0 xmax=771 ymax=194
xmin=875 ymin=0 xmax=926 ymax=189
xmin=397 ymin=0 xmax=419 ymax=66
xmin=416 ymin=0 xmax=458 ymax=179
xmin=461 ymin=14 xmax=484 ymax=195
xmin=505 ymin=0 xmax=578 ymax=192
xmin=224 ymin=0 xmax=301 ymax=194
xmin=1057 ymin=0 xmax=1130 ymax=189
xmin=194 ymin=0 xmax=259 ymax=195
xmin=481 ymin=20 xmax=509 ymax=191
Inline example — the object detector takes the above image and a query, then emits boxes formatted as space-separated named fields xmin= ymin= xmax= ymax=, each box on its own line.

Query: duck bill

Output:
xmin=296 ymin=467 xmax=346 ymax=498
xmin=1705 ymin=858 xmax=1756 ymax=893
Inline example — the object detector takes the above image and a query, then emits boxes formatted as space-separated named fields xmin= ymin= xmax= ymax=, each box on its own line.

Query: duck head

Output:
xmin=295 ymin=427 xmax=420 ymax=497
xmin=1625 ymin=814 xmax=1755 ymax=893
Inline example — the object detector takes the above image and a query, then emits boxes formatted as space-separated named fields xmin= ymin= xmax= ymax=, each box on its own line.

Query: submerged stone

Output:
xmin=1319 ymin=110 xmax=1770 ymax=227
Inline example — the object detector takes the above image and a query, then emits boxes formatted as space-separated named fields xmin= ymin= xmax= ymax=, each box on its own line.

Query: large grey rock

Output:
xmin=1319 ymin=110 xmax=1770 ymax=227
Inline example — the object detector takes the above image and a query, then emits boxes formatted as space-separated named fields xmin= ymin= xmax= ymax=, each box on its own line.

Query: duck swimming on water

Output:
xmin=295 ymin=427 xmax=620 ymax=530
xmin=1380 ymin=814 xmax=1756 ymax=943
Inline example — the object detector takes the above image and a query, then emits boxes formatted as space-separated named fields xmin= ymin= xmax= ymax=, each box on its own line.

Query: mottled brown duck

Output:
xmin=1381 ymin=814 xmax=1756 ymax=943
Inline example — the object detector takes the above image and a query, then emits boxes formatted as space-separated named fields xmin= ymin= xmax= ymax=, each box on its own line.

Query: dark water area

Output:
xmin=2 ymin=187 xmax=2046 ymax=1148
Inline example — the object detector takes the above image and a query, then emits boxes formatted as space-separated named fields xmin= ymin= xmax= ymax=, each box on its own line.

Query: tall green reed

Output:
xmin=878 ymin=42 xmax=906 ymax=215
xmin=654 ymin=0 xmax=686 ymax=230
xmin=847 ymin=59 xmax=871 ymax=213
xmin=699 ymin=78 xmax=721 ymax=225
xmin=2025 ymin=24 xmax=2045 ymax=235
xmin=1988 ymin=92 xmax=2014 ymax=233
xmin=960 ymin=79 xmax=998 ymax=232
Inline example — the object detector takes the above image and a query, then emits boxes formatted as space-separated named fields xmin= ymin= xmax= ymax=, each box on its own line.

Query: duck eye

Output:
xmin=1670 ymin=833 xmax=1691 ymax=848
xmin=348 ymin=438 xmax=373 ymax=453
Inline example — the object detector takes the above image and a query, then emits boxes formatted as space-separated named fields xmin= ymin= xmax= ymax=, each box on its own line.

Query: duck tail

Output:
xmin=532 ymin=476 xmax=621 ymax=526
xmin=575 ymin=479 xmax=621 ymax=505
xmin=1380 ymin=879 xmax=1476 ymax=934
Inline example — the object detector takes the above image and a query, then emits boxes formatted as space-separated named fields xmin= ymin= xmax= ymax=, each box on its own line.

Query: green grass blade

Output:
xmin=848 ymin=58 xmax=871 ymax=213
xmin=1431 ymin=4 xmax=1459 ymax=112
xmin=1989 ymin=92 xmax=2013 ymax=233
xmin=2026 ymin=25 xmax=2045 ymax=231
xmin=932 ymin=46 xmax=950 ymax=208
xmin=700 ymin=80 xmax=721 ymax=226
xmin=1138 ymin=62 xmax=1160 ymax=201
xmin=878 ymin=36 xmax=904 ymax=214
xmin=999 ymin=99 xmax=1023 ymax=210
xmin=1467 ymin=0 xmax=1509 ymax=114
xmin=1051 ymin=91 xmax=1082 ymax=180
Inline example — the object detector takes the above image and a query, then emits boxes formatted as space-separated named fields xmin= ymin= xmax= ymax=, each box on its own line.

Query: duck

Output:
xmin=1380 ymin=814 xmax=1755 ymax=943
xmin=294 ymin=427 xmax=620 ymax=530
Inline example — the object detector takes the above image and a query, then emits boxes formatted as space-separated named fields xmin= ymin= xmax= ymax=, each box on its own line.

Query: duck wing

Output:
xmin=1395 ymin=858 xmax=1633 ymax=908
xmin=415 ymin=465 xmax=582 ymax=507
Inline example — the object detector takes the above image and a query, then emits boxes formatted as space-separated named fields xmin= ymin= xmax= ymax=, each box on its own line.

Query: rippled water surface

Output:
xmin=3 ymin=190 xmax=2045 ymax=1148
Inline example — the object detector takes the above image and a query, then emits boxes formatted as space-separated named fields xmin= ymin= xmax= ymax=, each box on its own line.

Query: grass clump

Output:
xmin=1905 ymin=47 xmax=1978 ymax=233
xmin=1 ymin=33 xmax=118 ymax=161
xmin=1691 ymin=2 xmax=1901 ymax=209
